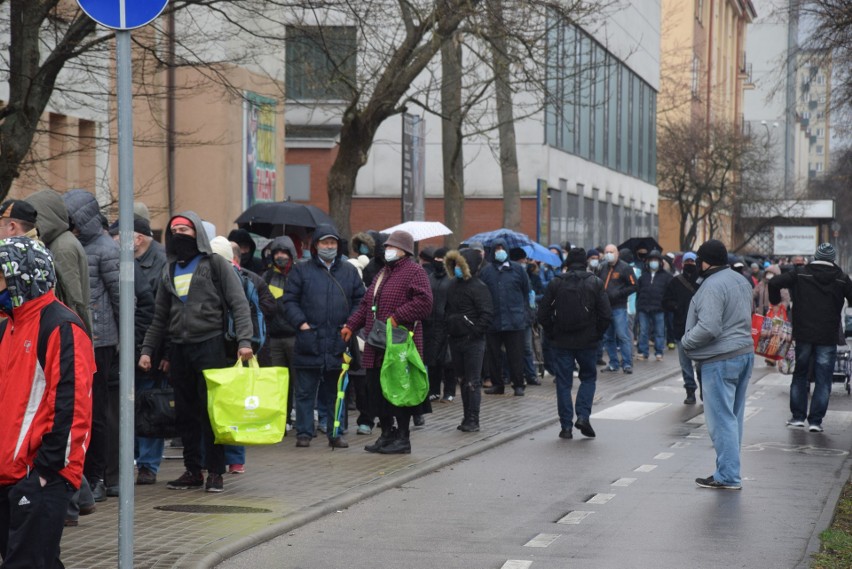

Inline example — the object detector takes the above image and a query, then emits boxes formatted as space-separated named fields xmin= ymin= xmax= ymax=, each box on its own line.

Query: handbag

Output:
xmin=135 ymin=387 xmax=179 ymax=439
xmin=379 ymin=319 xmax=429 ymax=407
xmin=751 ymin=305 xmax=793 ymax=361
xmin=203 ymin=357 xmax=289 ymax=445
xmin=366 ymin=319 xmax=411 ymax=349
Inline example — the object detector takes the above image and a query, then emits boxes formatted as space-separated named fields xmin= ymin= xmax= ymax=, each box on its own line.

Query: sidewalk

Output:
xmin=61 ymin=355 xmax=683 ymax=568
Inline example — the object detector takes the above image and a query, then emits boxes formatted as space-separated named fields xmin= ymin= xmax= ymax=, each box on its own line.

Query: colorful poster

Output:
xmin=245 ymin=92 xmax=277 ymax=206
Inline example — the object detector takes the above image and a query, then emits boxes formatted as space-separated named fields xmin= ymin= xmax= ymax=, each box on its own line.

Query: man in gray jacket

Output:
xmin=138 ymin=212 xmax=253 ymax=494
xmin=682 ymin=239 xmax=754 ymax=490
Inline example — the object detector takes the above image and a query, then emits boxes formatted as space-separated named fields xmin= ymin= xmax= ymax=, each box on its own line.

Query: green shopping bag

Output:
xmin=379 ymin=319 xmax=428 ymax=407
xmin=203 ymin=357 xmax=289 ymax=445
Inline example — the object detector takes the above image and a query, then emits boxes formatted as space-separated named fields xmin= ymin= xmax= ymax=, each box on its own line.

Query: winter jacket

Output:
xmin=663 ymin=271 xmax=700 ymax=339
xmin=347 ymin=255 xmax=433 ymax=369
xmin=350 ymin=232 xmax=375 ymax=259
xmin=537 ymin=264 xmax=612 ymax=350
xmin=361 ymin=230 xmax=388 ymax=287
xmin=0 ymin=238 xmax=94 ymax=489
xmin=133 ymin=263 xmax=155 ymax=353
xmin=141 ymin=211 xmax=253 ymax=354
xmin=682 ymin=267 xmax=754 ymax=363
xmin=283 ymin=224 xmax=365 ymax=370
xmin=423 ymin=265 xmax=452 ymax=366
xmin=636 ymin=268 xmax=673 ymax=313
xmin=25 ymin=189 xmax=93 ymax=334
xmin=769 ymin=261 xmax=852 ymax=345
xmin=444 ymin=250 xmax=494 ymax=340
xmin=63 ymin=190 xmax=121 ymax=348
xmin=479 ymin=238 xmax=531 ymax=332
xmin=136 ymin=240 xmax=167 ymax=297
xmin=753 ymin=264 xmax=789 ymax=315
xmin=263 ymin=235 xmax=299 ymax=338
xmin=599 ymin=259 xmax=637 ymax=310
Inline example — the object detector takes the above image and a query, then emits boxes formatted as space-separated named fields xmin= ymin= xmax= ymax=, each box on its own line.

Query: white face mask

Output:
xmin=589 ymin=259 xmax=600 ymax=269
xmin=604 ymin=252 xmax=615 ymax=264
xmin=384 ymin=249 xmax=399 ymax=263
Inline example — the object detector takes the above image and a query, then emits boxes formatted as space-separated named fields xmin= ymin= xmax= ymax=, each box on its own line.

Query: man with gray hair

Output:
xmin=769 ymin=242 xmax=852 ymax=433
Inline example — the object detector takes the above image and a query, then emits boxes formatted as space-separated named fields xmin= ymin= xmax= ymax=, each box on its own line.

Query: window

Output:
xmin=285 ymin=26 xmax=357 ymax=100
xmin=816 ymin=145 xmax=824 ymax=155
xmin=691 ymin=56 xmax=700 ymax=97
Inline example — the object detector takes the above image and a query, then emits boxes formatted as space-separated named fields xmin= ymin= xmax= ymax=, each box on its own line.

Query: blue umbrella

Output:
xmin=523 ymin=242 xmax=562 ymax=267
xmin=465 ymin=228 xmax=533 ymax=250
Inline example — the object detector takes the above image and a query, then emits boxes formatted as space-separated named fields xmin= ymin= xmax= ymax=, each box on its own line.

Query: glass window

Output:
xmin=594 ymin=46 xmax=606 ymax=163
xmin=647 ymin=90 xmax=657 ymax=184
xmin=620 ymin=65 xmax=630 ymax=173
xmin=285 ymin=26 xmax=357 ymax=101
xmin=562 ymin=25 xmax=576 ymax=154
xmin=578 ymin=35 xmax=591 ymax=159
xmin=607 ymin=60 xmax=618 ymax=170
xmin=632 ymin=73 xmax=641 ymax=177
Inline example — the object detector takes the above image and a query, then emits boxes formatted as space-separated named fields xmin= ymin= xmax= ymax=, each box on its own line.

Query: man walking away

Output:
xmin=769 ymin=243 xmax=852 ymax=432
xmin=599 ymin=244 xmax=637 ymax=374
xmin=682 ymin=240 xmax=754 ymax=490
xmin=663 ymin=251 xmax=701 ymax=404
xmin=538 ymin=248 xmax=611 ymax=439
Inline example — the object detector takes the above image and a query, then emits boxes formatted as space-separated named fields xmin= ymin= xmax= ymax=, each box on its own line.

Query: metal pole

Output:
xmin=784 ymin=0 xmax=799 ymax=198
xmin=115 ymin=29 xmax=136 ymax=568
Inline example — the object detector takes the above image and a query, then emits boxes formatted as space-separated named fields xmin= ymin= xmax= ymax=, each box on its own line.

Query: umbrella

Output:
xmin=465 ymin=228 xmax=533 ymax=250
xmin=332 ymin=351 xmax=352 ymax=443
xmin=380 ymin=221 xmax=452 ymax=241
xmin=523 ymin=242 xmax=562 ymax=267
xmin=617 ymin=236 xmax=663 ymax=255
xmin=235 ymin=201 xmax=335 ymax=237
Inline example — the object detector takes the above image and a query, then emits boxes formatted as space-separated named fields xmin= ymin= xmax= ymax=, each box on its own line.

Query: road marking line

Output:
xmin=671 ymin=441 xmax=691 ymax=448
xmin=591 ymin=401 xmax=670 ymax=421
xmin=557 ymin=511 xmax=594 ymax=524
xmin=501 ymin=561 xmax=533 ymax=569
xmin=587 ymin=493 xmax=615 ymax=504
xmin=611 ymin=477 xmax=636 ymax=487
xmin=654 ymin=452 xmax=674 ymax=460
xmin=524 ymin=533 xmax=561 ymax=548
xmin=634 ymin=464 xmax=657 ymax=472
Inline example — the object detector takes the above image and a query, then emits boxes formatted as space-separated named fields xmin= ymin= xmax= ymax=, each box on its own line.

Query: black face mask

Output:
xmin=432 ymin=260 xmax=445 ymax=275
xmin=240 ymin=251 xmax=254 ymax=267
xmin=683 ymin=264 xmax=698 ymax=277
xmin=169 ymin=234 xmax=199 ymax=263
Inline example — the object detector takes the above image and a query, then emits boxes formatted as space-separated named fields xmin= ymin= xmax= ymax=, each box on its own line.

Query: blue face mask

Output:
xmin=649 ymin=261 xmax=660 ymax=271
xmin=454 ymin=266 xmax=463 ymax=279
xmin=494 ymin=250 xmax=508 ymax=263
xmin=359 ymin=244 xmax=370 ymax=255
xmin=0 ymin=289 xmax=13 ymax=313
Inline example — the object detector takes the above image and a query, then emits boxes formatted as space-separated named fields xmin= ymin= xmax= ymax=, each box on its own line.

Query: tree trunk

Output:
xmin=489 ymin=0 xmax=521 ymax=231
xmin=441 ymin=35 xmax=465 ymax=248
xmin=327 ymin=112 xmax=375 ymax=239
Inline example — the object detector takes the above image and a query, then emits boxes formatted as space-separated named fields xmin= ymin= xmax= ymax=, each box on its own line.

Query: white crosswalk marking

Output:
xmin=557 ymin=511 xmax=594 ymax=524
xmin=591 ymin=401 xmax=670 ymax=421
xmin=611 ymin=477 xmax=636 ymax=487
xmin=501 ymin=561 xmax=533 ymax=569
xmin=654 ymin=452 xmax=674 ymax=460
xmin=587 ymin=493 xmax=615 ymax=504
xmin=524 ymin=533 xmax=562 ymax=548
xmin=634 ymin=464 xmax=658 ymax=472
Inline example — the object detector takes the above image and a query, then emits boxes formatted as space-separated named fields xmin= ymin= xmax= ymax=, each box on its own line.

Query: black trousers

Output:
xmin=84 ymin=346 xmax=115 ymax=483
xmin=0 ymin=474 xmax=74 ymax=569
xmin=486 ymin=330 xmax=525 ymax=388
xmin=169 ymin=336 xmax=231 ymax=476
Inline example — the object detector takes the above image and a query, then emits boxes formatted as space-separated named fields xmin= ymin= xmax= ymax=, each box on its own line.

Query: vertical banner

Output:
xmin=244 ymin=92 xmax=277 ymax=207
xmin=536 ymin=178 xmax=549 ymax=244
xmin=401 ymin=113 xmax=425 ymax=222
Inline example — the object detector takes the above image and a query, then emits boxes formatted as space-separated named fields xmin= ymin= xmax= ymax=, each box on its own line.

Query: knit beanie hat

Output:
xmin=815 ymin=242 xmax=836 ymax=262
xmin=696 ymin=239 xmax=728 ymax=267
xmin=210 ymin=236 xmax=235 ymax=262
xmin=565 ymin=247 xmax=587 ymax=267
xmin=586 ymin=248 xmax=600 ymax=259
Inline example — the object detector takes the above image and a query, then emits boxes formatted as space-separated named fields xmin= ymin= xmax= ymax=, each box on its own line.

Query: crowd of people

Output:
xmin=2 ymin=189 xmax=852 ymax=566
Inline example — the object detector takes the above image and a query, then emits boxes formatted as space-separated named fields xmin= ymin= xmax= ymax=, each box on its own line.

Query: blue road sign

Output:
xmin=77 ymin=0 xmax=169 ymax=30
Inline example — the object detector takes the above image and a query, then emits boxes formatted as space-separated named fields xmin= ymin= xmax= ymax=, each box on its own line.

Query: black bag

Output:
xmin=551 ymin=273 xmax=597 ymax=333
xmin=366 ymin=319 xmax=411 ymax=349
xmin=135 ymin=388 xmax=179 ymax=439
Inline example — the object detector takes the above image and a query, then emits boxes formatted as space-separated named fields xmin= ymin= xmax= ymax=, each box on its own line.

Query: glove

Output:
xmin=390 ymin=316 xmax=398 ymax=328
xmin=341 ymin=326 xmax=352 ymax=342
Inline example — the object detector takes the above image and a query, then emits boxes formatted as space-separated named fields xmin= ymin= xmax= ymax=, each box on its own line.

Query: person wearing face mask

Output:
xmin=586 ymin=248 xmax=602 ymax=274
xmin=444 ymin=249 xmax=494 ymax=431
xmin=283 ymin=225 xmax=365 ymax=449
xmin=663 ymin=252 xmax=701 ymax=403
xmin=342 ymin=230 xmax=433 ymax=454
xmin=599 ymin=244 xmax=637 ymax=373
xmin=479 ymin=240 xmax=532 ymax=396
xmin=424 ymin=248 xmax=456 ymax=402
xmin=348 ymin=232 xmax=375 ymax=279
xmin=753 ymin=264 xmax=788 ymax=316
xmin=227 ymin=228 xmax=264 ymax=275
xmin=636 ymin=250 xmax=673 ymax=362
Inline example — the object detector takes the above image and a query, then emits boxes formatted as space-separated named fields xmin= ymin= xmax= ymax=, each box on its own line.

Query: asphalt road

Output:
xmin=218 ymin=365 xmax=852 ymax=569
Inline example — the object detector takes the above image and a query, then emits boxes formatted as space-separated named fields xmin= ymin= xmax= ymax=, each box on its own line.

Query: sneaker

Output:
xmin=413 ymin=414 xmax=426 ymax=427
xmin=228 ymin=464 xmax=246 ymax=474
xmin=622 ymin=366 xmax=633 ymax=374
xmin=655 ymin=354 xmax=664 ymax=361
xmin=808 ymin=423 xmax=824 ymax=432
xmin=429 ymin=394 xmax=440 ymax=402
xmin=786 ymin=418 xmax=806 ymax=428
xmin=695 ymin=476 xmax=741 ymax=490
xmin=356 ymin=424 xmax=372 ymax=435
xmin=296 ymin=435 xmax=311 ymax=447
xmin=136 ymin=467 xmax=157 ymax=485
xmin=166 ymin=470 xmax=204 ymax=490
xmin=636 ymin=354 xmax=648 ymax=361
xmin=441 ymin=394 xmax=455 ymax=402
xmin=205 ymin=473 xmax=224 ymax=493
xmin=558 ymin=429 xmax=573 ymax=439
xmin=601 ymin=366 xmax=619 ymax=373
xmin=328 ymin=436 xmax=350 ymax=448
xmin=667 ymin=342 xmax=676 ymax=350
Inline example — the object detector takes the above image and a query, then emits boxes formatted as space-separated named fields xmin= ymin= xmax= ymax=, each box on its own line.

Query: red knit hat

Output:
xmin=170 ymin=216 xmax=194 ymax=229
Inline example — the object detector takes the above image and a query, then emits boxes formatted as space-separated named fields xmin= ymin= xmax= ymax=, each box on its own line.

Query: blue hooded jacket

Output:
xmin=478 ymin=238 xmax=531 ymax=331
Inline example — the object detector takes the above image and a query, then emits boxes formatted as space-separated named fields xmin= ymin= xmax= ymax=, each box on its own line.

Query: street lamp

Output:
xmin=760 ymin=120 xmax=779 ymax=148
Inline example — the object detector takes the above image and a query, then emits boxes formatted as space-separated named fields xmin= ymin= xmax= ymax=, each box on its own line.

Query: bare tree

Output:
xmin=801 ymin=0 xmax=852 ymax=123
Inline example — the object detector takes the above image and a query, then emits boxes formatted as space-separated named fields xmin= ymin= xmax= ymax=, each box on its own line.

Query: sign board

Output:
xmin=77 ymin=0 xmax=169 ymax=30
xmin=774 ymin=226 xmax=818 ymax=255
xmin=244 ymin=92 xmax=277 ymax=207
xmin=401 ymin=114 xmax=425 ymax=222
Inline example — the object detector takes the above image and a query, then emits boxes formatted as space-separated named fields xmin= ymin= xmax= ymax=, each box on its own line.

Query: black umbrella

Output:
xmin=234 ymin=201 xmax=335 ymax=237
xmin=618 ymin=236 xmax=664 ymax=255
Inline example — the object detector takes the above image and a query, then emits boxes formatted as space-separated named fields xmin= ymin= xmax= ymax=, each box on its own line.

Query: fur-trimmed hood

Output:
xmin=351 ymin=232 xmax=375 ymax=257
xmin=445 ymin=249 xmax=483 ymax=280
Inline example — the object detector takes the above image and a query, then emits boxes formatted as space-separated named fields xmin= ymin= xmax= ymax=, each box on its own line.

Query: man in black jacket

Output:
xmin=663 ymin=252 xmax=700 ymax=404
xmin=599 ymin=244 xmax=637 ymax=373
xmin=538 ymin=248 xmax=612 ymax=439
xmin=636 ymin=250 xmax=673 ymax=361
xmin=769 ymin=243 xmax=852 ymax=432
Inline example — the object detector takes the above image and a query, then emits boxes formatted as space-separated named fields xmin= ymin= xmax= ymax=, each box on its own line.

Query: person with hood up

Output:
xmin=139 ymin=212 xmax=254 ymax=494
xmin=635 ymin=249 xmax=673 ymax=362
xmin=424 ymin=247 xmax=455 ymax=402
xmin=262 ymin=235 xmax=300 ymax=431
xmin=342 ymin=230 xmax=433 ymax=454
xmin=227 ymin=228 xmax=263 ymax=274
xmin=283 ymin=224 xmax=365 ymax=448
xmin=538 ymin=248 xmax=611 ymax=439
xmin=479 ymin=238 xmax=531 ymax=396
xmin=663 ymin=251 xmax=701 ymax=404
xmin=769 ymin=243 xmax=852 ymax=432
xmin=348 ymin=232 xmax=375 ymax=279
xmin=63 ymin=189 xmax=121 ymax=503
xmin=444 ymin=248 xmax=494 ymax=431
xmin=0 ymin=237 xmax=94 ymax=567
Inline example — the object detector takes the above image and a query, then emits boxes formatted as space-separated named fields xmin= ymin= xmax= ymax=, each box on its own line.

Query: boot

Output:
xmin=684 ymin=389 xmax=696 ymax=405
xmin=377 ymin=430 xmax=411 ymax=454
xmin=460 ymin=388 xmax=481 ymax=432
xmin=484 ymin=384 xmax=505 ymax=395
xmin=364 ymin=428 xmax=396 ymax=453
xmin=459 ymin=387 xmax=471 ymax=430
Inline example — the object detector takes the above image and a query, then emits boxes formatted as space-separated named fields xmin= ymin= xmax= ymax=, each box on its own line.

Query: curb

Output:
xmin=796 ymin=452 xmax=852 ymax=568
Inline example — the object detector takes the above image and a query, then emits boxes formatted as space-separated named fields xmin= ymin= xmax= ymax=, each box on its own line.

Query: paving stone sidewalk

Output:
xmin=60 ymin=355 xmax=682 ymax=568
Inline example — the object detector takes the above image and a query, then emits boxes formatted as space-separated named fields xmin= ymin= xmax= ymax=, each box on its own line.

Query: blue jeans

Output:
xmin=135 ymin=372 xmax=165 ymax=473
xmin=791 ymin=342 xmax=836 ymax=425
xmin=701 ymin=353 xmax=754 ymax=486
xmin=295 ymin=368 xmax=341 ymax=439
xmin=224 ymin=445 xmax=245 ymax=465
xmin=638 ymin=310 xmax=665 ymax=357
xmin=523 ymin=326 xmax=536 ymax=380
xmin=677 ymin=340 xmax=697 ymax=391
xmin=603 ymin=307 xmax=633 ymax=369
xmin=552 ymin=347 xmax=598 ymax=430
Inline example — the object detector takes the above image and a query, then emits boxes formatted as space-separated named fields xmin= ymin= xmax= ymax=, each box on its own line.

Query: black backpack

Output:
xmin=550 ymin=272 xmax=598 ymax=333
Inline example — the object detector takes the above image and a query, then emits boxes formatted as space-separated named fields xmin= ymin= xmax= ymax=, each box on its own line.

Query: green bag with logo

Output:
xmin=204 ymin=357 xmax=289 ymax=445
xmin=379 ymin=319 xmax=428 ymax=407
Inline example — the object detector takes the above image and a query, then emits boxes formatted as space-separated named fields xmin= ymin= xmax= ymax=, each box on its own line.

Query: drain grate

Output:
xmin=155 ymin=504 xmax=272 ymax=514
